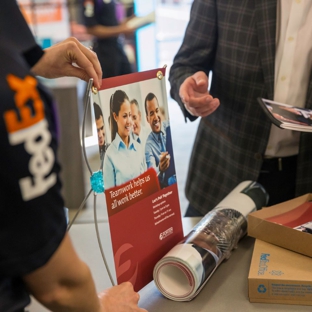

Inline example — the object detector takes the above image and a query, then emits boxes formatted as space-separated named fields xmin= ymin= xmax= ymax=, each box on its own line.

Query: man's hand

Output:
xmin=179 ymin=71 xmax=220 ymax=117
xmin=98 ymin=282 xmax=147 ymax=312
xmin=31 ymin=37 xmax=102 ymax=89
xmin=159 ymin=152 xmax=170 ymax=172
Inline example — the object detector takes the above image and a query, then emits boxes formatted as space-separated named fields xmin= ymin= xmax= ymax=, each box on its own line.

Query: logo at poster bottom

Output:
xmin=115 ymin=243 xmax=139 ymax=286
xmin=159 ymin=227 xmax=174 ymax=240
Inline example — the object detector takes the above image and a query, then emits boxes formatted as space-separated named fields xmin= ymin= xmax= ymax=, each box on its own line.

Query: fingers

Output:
xmin=99 ymin=281 xmax=145 ymax=311
xmin=31 ymin=37 xmax=103 ymax=89
xmin=64 ymin=37 xmax=102 ymax=89
xmin=179 ymin=71 xmax=208 ymax=104
xmin=179 ymin=71 xmax=220 ymax=117
xmin=192 ymin=71 xmax=209 ymax=90
xmin=160 ymin=159 xmax=170 ymax=171
xmin=159 ymin=152 xmax=170 ymax=172
xmin=118 ymin=283 xmax=146 ymax=312
xmin=184 ymin=97 xmax=220 ymax=117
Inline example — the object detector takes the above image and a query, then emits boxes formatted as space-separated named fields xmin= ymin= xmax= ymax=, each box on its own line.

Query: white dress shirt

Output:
xmin=265 ymin=0 xmax=312 ymax=157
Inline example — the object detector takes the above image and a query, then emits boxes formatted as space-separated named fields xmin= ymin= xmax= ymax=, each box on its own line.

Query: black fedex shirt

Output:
xmin=83 ymin=0 xmax=119 ymax=46
xmin=0 ymin=0 xmax=43 ymax=69
xmin=0 ymin=46 xmax=67 ymax=311
xmin=83 ymin=0 xmax=118 ymax=30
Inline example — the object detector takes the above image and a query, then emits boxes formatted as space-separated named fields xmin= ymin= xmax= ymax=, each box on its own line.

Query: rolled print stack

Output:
xmin=153 ymin=181 xmax=268 ymax=301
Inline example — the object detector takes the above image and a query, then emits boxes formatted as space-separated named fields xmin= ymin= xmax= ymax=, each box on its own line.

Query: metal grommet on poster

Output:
xmin=92 ymin=86 xmax=98 ymax=94
xmin=156 ymin=71 xmax=163 ymax=80
xmin=157 ymin=65 xmax=167 ymax=80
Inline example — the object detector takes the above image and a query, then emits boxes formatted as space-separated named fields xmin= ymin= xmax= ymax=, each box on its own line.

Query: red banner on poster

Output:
xmin=105 ymin=168 xmax=160 ymax=217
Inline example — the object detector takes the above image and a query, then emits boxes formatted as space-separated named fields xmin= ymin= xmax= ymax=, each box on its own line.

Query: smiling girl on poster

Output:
xmin=103 ymin=90 xmax=146 ymax=189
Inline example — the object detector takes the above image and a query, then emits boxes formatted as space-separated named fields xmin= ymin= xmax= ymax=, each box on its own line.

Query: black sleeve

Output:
xmin=1 ymin=1 xmax=44 ymax=67
xmin=0 ymin=46 xmax=67 ymax=277
xmin=23 ymin=45 xmax=45 ymax=68
xmin=168 ymin=0 xmax=217 ymax=122
xmin=82 ymin=1 xmax=100 ymax=27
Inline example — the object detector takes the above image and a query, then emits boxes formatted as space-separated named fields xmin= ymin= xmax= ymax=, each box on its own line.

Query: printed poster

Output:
xmin=91 ymin=67 xmax=184 ymax=291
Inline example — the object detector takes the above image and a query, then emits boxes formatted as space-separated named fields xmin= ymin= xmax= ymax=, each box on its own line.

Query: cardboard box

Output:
xmin=249 ymin=239 xmax=312 ymax=305
xmin=248 ymin=194 xmax=312 ymax=258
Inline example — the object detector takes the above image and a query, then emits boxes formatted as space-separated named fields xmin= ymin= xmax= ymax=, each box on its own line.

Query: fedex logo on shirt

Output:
xmin=4 ymin=74 xmax=56 ymax=201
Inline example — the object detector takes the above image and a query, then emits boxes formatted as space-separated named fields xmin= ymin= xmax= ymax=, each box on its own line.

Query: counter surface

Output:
xmin=28 ymin=217 xmax=310 ymax=311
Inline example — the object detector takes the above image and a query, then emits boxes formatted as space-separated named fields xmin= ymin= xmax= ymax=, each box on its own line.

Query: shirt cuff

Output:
xmin=183 ymin=102 xmax=198 ymax=122
xmin=23 ymin=44 xmax=44 ymax=68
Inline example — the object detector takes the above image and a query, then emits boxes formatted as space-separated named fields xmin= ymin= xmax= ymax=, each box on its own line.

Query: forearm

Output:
xmin=169 ymin=0 xmax=217 ymax=121
xmin=41 ymin=267 xmax=101 ymax=312
xmin=169 ymin=39 xmax=212 ymax=122
xmin=86 ymin=25 xmax=126 ymax=39
xmin=23 ymin=234 xmax=102 ymax=312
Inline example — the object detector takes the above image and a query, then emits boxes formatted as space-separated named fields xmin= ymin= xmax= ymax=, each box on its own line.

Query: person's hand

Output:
xmin=31 ymin=37 xmax=102 ymax=89
xmin=179 ymin=71 xmax=220 ymax=117
xmin=98 ymin=282 xmax=147 ymax=312
xmin=159 ymin=152 xmax=170 ymax=172
xmin=119 ymin=22 xmax=136 ymax=35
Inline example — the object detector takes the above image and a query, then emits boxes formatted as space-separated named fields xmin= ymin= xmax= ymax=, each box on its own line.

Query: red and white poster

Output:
xmin=92 ymin=67 xmax=184 ymax=291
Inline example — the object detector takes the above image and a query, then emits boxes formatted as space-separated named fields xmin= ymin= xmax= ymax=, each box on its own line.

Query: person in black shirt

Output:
xmin=0 ymin=1 xmax=146 ymax=311
xmin=83 ymin=0 xmax=138 ymax=78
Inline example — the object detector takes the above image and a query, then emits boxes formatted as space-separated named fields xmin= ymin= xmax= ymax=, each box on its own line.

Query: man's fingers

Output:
xmin=179 ymin=83 xmax=190 ymax=104
xmin=199 ymin=99 xmax=220 ymax=116
xmin=184 ymin=98 xmax=220 ymax=117
xmin=192 ymin=71 xmax=209 ymax=89
xmin=179 ymin=72 xmax=209 ymax=105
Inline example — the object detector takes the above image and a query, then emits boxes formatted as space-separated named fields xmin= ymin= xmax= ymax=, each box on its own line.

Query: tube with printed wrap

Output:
xmin=153 ymin=181 xmax=269 ymax=301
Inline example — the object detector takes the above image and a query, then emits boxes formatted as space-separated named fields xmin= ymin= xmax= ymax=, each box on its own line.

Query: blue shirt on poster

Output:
xmin=145 ymin=120 xmax=176 ymax=187
xmin=145 ymin=120 xmax=170 ymax=174
xmin=103 ymin=133 xmax=146 ymax=189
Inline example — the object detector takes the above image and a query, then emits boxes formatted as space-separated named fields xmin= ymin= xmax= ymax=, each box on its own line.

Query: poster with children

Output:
xmin=92 ymin=67 xmax=184 ymax=291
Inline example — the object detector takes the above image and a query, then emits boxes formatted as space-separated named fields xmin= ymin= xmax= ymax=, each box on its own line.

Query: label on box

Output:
xmin=249 ymin=240 xmax=312 ymax=305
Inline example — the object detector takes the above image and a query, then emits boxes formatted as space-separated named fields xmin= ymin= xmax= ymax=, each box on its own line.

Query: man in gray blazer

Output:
xmin=169 ymin=0 xmax=312 ymax=216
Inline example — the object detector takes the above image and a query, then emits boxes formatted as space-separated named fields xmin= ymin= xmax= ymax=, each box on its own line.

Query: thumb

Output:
xmin=192 ymin=71 xmax=209 ymax=90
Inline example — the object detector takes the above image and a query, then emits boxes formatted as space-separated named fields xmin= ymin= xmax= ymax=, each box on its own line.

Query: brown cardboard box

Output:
xmin=248 ymin=239 xmax=312 ymax=305
xmin=247 ymin=194 xmax=312 ymax=258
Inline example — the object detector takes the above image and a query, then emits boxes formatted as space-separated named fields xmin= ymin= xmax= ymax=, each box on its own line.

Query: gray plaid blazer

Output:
xmin=169 ymin=0 xmax=312 ymax=214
